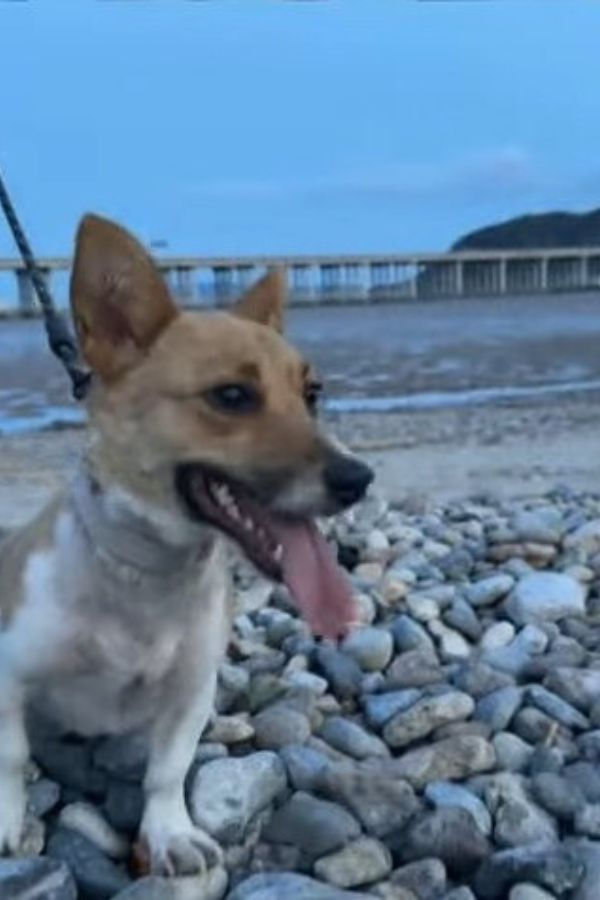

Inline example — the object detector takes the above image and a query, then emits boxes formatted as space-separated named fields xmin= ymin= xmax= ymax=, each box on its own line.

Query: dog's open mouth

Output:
xmin=176 ymin=465 xmax=356 ymax=638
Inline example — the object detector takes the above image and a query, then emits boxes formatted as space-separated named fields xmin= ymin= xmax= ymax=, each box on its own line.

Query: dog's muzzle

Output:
xmin=323 ymin=454 xmax=374 ymax=508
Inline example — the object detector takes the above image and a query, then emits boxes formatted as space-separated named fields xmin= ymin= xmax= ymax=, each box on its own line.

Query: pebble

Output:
xmin=262 ymin=791 xmax=361 ymax=857
xmin=393 ymin=736 xmax=496 ymax=789
xmin=443 ymin=599 xmax=483 ymax=641
xmin=482 ymin=625 xmax=548 ymax=677
xmin=228 ymin=872 xmax=375 ymax=900
xmin=475 ymin=686 xmax=522 ymax=733
xmin=531 ymin=772 xmax=585 ymax=822
xmin=493 ymin=732 xmax=534 ymax=772
xmin=252 ymin=705 xmax=311 ymax=750
xmin=486 ymin=775 xmax=558 ymax=848
xmin=57 ymin=803 xmax=128 ymax=859
xmin=526 ymin=685 xmax=589 ymax=730
xmin=564 ymin=518 xmax=600 ymax=555
xmin=362 ymin=689 xmax=421 ymax=731
xmin=509 ymin=884 xmax=562 ymax=900
xmin=565 ymin=837 xmax=600 ymax=900
xmin=318 ymin=760 xmax=420 ymax=838
xmin=453 ymin=661 xmax=515 ymax=698
xmin=313 ymin=837 xmax=392 ymax=888
xmin=505 ymin=572 xmax=586 ymax=625
xmin=428 ymin=620 xmax=472 ymax=660
xmin=46 ymin=828 xmax=131 ymax=899
xmin=425 ymin=780 xmax=492 ymax=835
xmin=206 ymin=715 xmax=255 ymax=745
xmin=473 ymin=842 xmax=584 ymax=900
xmin=0 ymin=857 xmax=77 ymax=900
xmin=341 ymin=627 xmax=394 ymax=671
xmin=103 ymin=781 xmax=144 ymax=835
xmin=465 ymin=574 xmax=515 ymax=607
xmin=280 ymin=744 xmax=330 ymax=792
xmin=111 ymin=869 xmax=228 ymax=899
xmin=390 ymin=807 xmax=490 ymax=877
xmin=390 ymin=858 xmax=447 ymax=900
xmin=383 ymin=692 xmax=475 ymax=749
xmin=313 ymin=646 xmax=363 ymax=699
xmin=406 ymin=593 xmax=440 ymax=622
xmin=545 ymin=667 xmax=600 ymax=711
xmin=27 ymin=778 xmax=61 ymax=818
xmin=385 ymin=647 xmax=443 ymax=689
xmin=480 ymin=621 xmax=516 ymax=650
xmin=574 ymin=804 xmax=600 ymax=838
xmin=190 ymin=752 xmax=287 ymax=843
xmin=391 ymin=615 xmax=435 ymax=653
xmin=320 ymin=716 xmax=390 ymax=759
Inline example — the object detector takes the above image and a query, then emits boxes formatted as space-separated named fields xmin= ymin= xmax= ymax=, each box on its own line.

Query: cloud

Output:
xmin=184 ymin=146 xmax=543 ymax=204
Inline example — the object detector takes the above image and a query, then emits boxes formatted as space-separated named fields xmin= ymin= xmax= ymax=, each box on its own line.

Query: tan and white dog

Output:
xmin=0 ymin=215 xmax=373 ymax=876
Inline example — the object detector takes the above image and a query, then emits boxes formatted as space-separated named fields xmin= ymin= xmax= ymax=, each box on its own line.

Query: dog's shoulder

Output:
xmin=0 ymin=492 xmax=66 ymax=628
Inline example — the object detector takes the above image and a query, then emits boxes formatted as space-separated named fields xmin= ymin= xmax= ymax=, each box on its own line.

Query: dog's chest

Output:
xmin=39 ymin=619 xmax=186 ymax=735
xmin=18 ymin=512 xmax=229 ymax=735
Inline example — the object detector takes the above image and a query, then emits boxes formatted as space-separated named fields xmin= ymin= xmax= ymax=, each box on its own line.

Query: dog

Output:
xmin=0 ymin=214 xmax=374 ymax=876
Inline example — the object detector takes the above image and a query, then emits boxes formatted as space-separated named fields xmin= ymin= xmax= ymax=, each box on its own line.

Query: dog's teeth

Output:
xmin=273 ymin=545 xmax=283 ymax=562
xmin=213 ymin=483 xmax=230 ymax=504
xmin=243 ymin=517 xmax=254 ymax=531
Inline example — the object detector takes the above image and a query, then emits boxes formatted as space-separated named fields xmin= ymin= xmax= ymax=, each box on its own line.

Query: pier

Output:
xmin=1 ymin=247 xmax=600 ymax=315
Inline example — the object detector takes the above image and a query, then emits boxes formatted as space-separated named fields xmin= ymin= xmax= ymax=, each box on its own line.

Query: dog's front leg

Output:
xmin=139 ymin=671 xmax=222 ymax=876
xmin=0 ymin=667 xmax=28 ymax=855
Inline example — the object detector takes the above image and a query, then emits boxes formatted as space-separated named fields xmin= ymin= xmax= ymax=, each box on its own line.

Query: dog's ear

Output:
xmin=233 ymin=268 xmax=286 ymax=332
xmin=70 ymin=214 xmax=178 ymax=381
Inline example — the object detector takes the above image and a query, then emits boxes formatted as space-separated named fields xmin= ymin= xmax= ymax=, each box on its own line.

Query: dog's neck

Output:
xmin=70 ymin=466 xmax=214 ymax=583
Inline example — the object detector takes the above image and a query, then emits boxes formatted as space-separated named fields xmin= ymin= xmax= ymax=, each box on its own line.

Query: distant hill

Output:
xmin=452 ymin=209 xmax=600 ymax=251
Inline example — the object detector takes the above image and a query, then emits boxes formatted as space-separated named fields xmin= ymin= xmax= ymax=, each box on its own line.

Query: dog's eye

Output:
xmin=205 ymin=383 xmax=261 ymax=414
xmin=304 ymin=380 xmax=323 ymax=416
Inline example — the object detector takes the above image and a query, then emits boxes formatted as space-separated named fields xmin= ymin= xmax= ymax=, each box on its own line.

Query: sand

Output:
xmin=2 ymin=391 xmax=599 ymax=531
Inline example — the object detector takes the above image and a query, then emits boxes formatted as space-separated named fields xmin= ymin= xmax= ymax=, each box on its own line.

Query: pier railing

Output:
xmin=1 ymin=247 xmax=600 ymax=314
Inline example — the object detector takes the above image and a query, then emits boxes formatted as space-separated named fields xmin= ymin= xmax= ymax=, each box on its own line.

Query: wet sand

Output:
xmin=3 ymin=391 xmax=600 ymax=531
xmin=3 ymin=292 xmax=600 ymax=527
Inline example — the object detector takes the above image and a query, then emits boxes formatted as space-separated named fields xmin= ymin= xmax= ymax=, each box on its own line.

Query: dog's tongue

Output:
xmin=270 ymin=518 xmax=356 ymax=639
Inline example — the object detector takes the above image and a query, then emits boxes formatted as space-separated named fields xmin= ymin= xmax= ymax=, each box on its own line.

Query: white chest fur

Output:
xmin=2 ymin=506 xmax=230 ymax=736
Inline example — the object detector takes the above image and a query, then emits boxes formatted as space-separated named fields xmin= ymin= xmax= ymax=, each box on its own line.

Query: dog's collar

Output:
xmin=70 ymin=471 xmax=212 ymax=583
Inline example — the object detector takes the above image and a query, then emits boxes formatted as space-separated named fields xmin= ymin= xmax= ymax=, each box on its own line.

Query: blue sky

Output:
xmin=1 ymin=0 xmax=599 ymax=257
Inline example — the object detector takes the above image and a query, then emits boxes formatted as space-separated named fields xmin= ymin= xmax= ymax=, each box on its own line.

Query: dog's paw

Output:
xmin=137 ymin=822 xmax=223 ymax=877
xmin=0 ymin=779 xmax=26 ymax=855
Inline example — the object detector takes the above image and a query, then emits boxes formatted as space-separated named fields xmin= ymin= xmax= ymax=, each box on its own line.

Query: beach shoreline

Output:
xmin=3 ymin=392 xmax=600 ymax=531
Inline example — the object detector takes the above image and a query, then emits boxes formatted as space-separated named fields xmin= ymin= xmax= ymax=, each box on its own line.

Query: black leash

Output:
xmin=0 ymin=168 xmax=91 ymax=400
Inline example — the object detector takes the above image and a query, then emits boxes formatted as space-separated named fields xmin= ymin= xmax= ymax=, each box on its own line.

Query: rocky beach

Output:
xmin=3 ymin=471 xmax=600 ymax=898
xmin=3 ymin=294 xmax=600 ymax=898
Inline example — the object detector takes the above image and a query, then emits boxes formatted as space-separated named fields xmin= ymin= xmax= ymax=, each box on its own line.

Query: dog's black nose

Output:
xmin=324 ymin=455 xmax=374 ymax=507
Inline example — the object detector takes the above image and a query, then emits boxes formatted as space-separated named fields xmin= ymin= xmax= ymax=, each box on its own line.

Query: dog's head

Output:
xmin=70 ymin=214 xmax=374 ymax=636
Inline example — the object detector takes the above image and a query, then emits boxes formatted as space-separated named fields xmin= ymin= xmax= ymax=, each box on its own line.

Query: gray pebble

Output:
xmin=475 ymin=687 xmax=522 ymax=733
xmin=46 ymin=828 xmax=131 ymax=900
xmin=314 ymin=836 xmax=392 ymax=888
xmin=341 ymin=627 xmax=394 ymax=672
xmin=228 ymin=872 xmax=374 ymax=900
xmin=262 ymin=791 xmax=361 ymax=857
xmin=320 ymin=716 xmax=389 ymax=759
xmin=425 ymin=780 xmax=492 ymax=835
xmin=190 ymin=752 xmax=286 ymax=844
xmin=390 ymin=858 xmax=447 ymax=900
xmin=252 ymin=705 xmax=311 ymax=750
xmin=0 ymin=858 xmax=77 ymax=900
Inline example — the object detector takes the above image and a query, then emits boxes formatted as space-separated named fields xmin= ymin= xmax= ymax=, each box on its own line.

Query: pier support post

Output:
xmin=213 ymin=266 xmax=234 ymax=305
xmin=540 ymin=257 xmax=549 ymax=292
xmin=455 ymin=260 xmax=464 ymax=296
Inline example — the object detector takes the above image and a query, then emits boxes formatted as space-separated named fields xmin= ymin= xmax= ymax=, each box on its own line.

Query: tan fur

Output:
xmin=0 ymin=214 xmax=371 ymax=875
